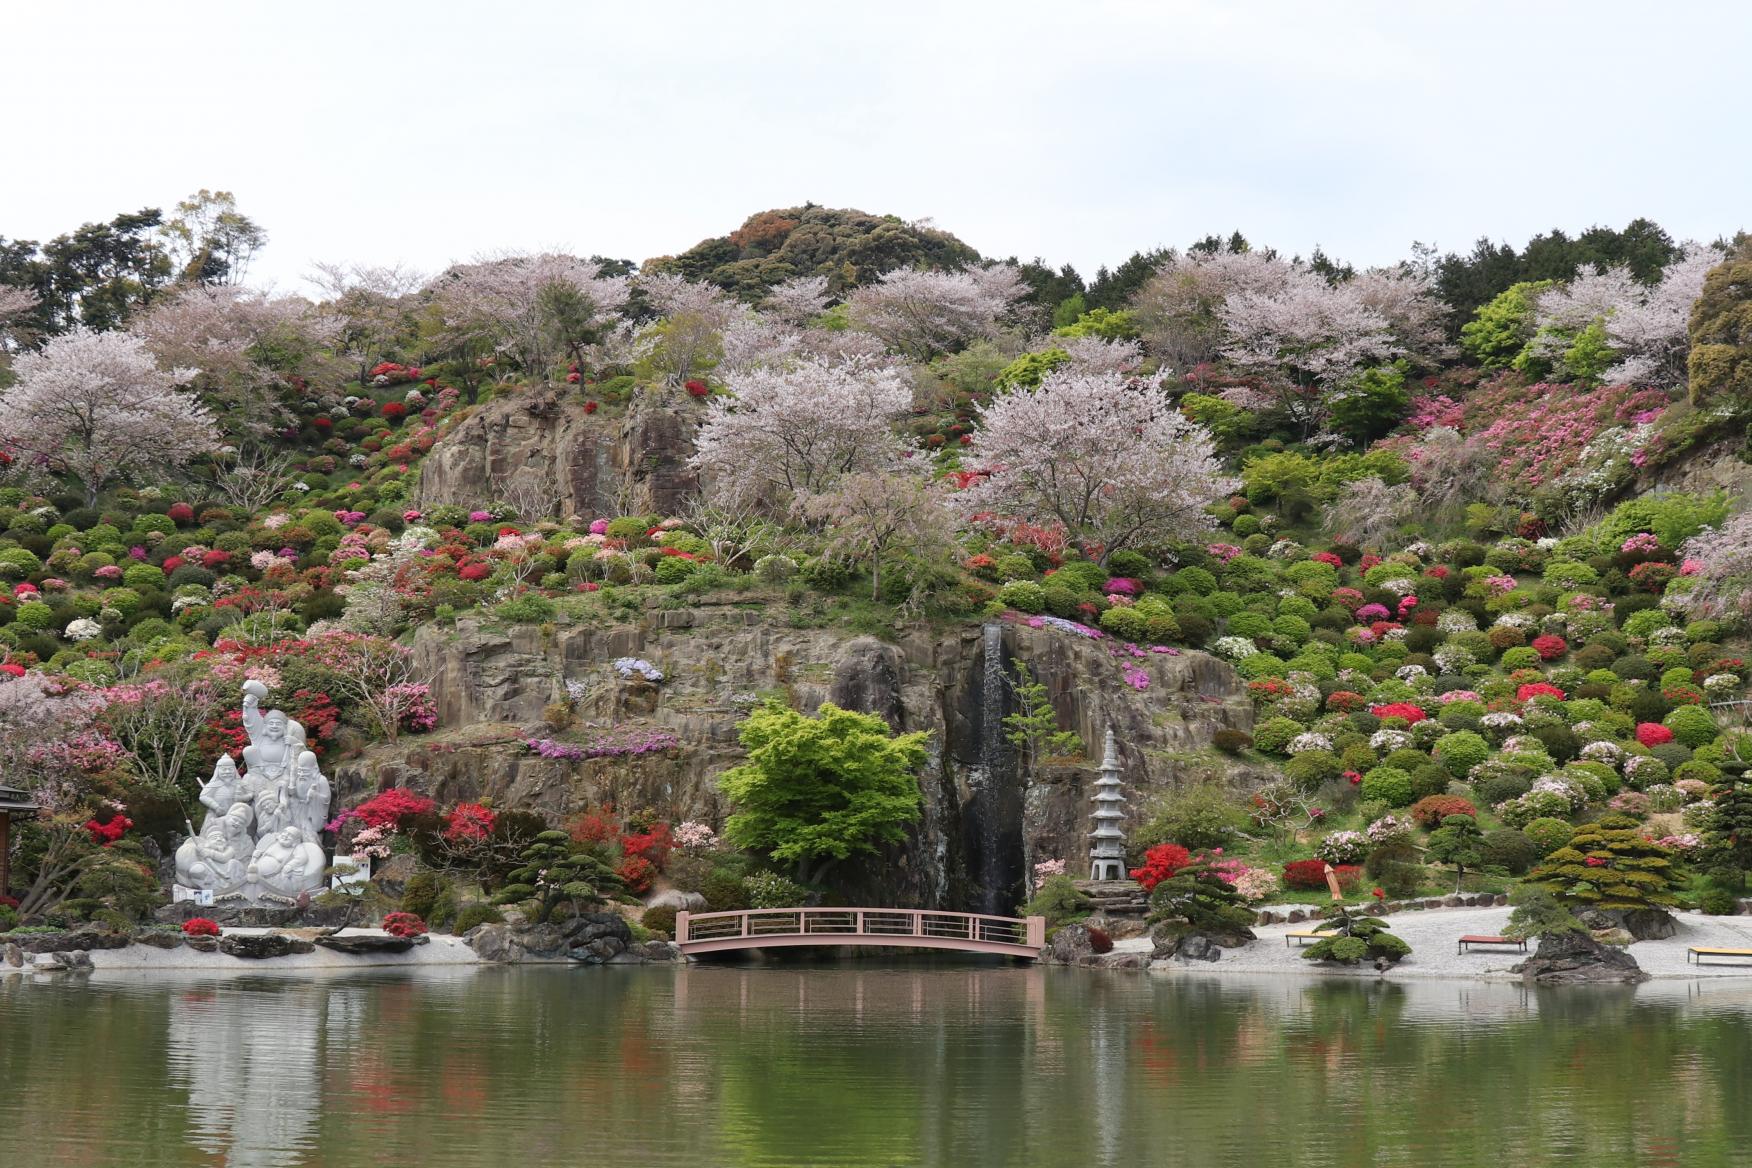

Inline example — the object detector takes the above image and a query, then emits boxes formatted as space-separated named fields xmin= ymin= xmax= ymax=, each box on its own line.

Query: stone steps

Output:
xmin=1074 ymin=878 xmax=1148 ymax=917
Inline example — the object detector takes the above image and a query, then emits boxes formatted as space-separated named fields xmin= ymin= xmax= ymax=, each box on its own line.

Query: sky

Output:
xmin=6 ymin=0 xmax=1748 ymax=295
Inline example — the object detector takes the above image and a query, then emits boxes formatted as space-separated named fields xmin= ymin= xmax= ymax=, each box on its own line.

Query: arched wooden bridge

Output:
xmin=674 ymin=908 xmax=1046 ymax=959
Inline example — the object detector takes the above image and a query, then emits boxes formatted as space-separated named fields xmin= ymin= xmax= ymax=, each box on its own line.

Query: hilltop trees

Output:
xmin=427 ymin=252 xmax=630 ymax=381
xmin=1687 ymin=241 xmax=1752 ymax=409
xmin=956 ymin=368 xmax=1237 ymax=563
xmin=846 ymin=265 xmax=1028 ymax=359
xmin=0 ymin=327 xmax=217 ymax=504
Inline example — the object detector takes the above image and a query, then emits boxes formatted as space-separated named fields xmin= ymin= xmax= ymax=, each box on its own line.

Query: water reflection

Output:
xmin=167 ymin=982 xmax=326 ymax=1166
xmin=4 ymin=965 xmax=1752 ymax=1167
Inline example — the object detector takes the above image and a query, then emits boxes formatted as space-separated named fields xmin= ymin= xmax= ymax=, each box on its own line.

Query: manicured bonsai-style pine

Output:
xmin=1146 ymin=862 xmax=1256 ymax=938
xmin=1425 ymin=814 xmax=1485 ymax=893
xmin=1302 ymin=904 xmax=1411 ymax=966
xmin=1532 ymin=814 xmax=1688 ymax=911
xmin=492 ymin=831 xmax=632 ymax=923
xmin=1703 ymin=780 xmax=1752 ymax=890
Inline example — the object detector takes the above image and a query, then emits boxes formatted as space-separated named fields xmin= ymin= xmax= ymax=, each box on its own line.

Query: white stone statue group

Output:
xmin=174 ymin=681 xmax=333 ymax=903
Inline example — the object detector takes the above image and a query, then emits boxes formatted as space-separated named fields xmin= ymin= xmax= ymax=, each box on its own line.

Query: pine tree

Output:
xmin=1146 ymin=862 xmax=1255 ymax=936
xmin=1425 ymin=813 xmax=1485 ymax=893
xmin=492 ymin=830 xmax=630 ymax=923
xmin=1302 ymin=904 xmax=1412 ymax=966
xmin=1533 ymin=814 xmax=1687 ymax=911
xmin=1704 ymin=780 xmax=1752 ymax=891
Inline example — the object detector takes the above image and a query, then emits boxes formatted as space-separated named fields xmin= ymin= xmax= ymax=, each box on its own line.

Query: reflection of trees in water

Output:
xmin=11 ymin=968 xmax=1752 ymax=1165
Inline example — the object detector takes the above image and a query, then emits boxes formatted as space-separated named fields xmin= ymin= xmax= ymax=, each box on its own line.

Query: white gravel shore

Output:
xmin=77 ymin=928 xmax=484 ymax=973
xmin=1117 ymin=906 xmax=1752 ymax=980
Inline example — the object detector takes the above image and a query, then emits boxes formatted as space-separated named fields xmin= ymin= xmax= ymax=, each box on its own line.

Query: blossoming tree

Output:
xmin=845 ymin=264 xmax=1026 ymax=359
xmin=0 ymin=326 xmax=217 ymax=504
xmin=689 ymin=355 xmax=913 ymax=510
xmin=955 ymin=368 xmax=1238 ymax=563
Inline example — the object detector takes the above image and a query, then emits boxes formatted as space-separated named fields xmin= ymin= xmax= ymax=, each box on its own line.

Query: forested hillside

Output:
xmin=0 ymin=193 xmax=1747 ymax=934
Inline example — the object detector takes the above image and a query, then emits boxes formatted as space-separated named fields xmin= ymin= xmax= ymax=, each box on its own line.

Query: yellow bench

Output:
xmin=1284 ymin=929 xmax=1326 ymax=947
xmin=1687 ymin=947 xmax=1752 ymax=966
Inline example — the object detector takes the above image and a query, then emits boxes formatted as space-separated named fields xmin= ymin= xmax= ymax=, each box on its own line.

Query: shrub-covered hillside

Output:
xmin=0 ymin=192 xmax=1747 ymax=935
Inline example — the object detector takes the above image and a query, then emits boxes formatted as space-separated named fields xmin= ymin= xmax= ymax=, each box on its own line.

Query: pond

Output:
xmin=3 ymin=963 xmax=1751 ymax=1167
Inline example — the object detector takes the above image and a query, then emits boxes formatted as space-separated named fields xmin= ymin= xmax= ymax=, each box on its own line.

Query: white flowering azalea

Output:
xmin=1213 ymin=636 xmax=1260 ymax=661
xmin=1437 ymin=610 xmax=1478 ymax=634
xmin=64 ymin=618 xmax=102 ymax=642
xmin=1287 ymin=732 xmax=1334 ymax=755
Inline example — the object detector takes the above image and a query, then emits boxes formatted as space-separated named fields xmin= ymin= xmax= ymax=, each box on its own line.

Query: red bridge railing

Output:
xmin=674 ymin=907 xmax=1047 ymax=958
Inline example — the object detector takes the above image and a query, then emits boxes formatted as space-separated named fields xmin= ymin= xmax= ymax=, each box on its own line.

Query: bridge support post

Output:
xmin=1025 ymin=915 xmax=1045 ymax=949
xmin=675 ymin=911 xmax=689 ymax=945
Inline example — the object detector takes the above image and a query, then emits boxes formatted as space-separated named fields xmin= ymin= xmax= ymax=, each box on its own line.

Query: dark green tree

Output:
xmin=1425 ymin=813 xmax=1485 ymax=893
xmin=718 ymin=701 xmax=927 ymax=885
xmin=1704 ymin=780 xmax=1752 ymax=891
xmin=1003 ymin=659 xmax=1084 ymax=777
xmin=1145 ymin=862 xmax=1255 ymax=937
xmin=1502 ymin=883 xmax=1583 ymax=941
xmin=1302 ymin=904 xmax=1411 ymax=966
xmin=491 ymin=830 xmax=631 ymax=923
xmin=1686 ymin=240 xmax=1752 ymax=410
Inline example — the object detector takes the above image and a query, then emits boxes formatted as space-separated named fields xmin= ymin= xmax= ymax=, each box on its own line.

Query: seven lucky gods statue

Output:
xmin=174 ymin=681 xmax=332 ymax=905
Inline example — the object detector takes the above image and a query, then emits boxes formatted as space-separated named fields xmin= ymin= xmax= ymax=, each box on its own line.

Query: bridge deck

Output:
xmin=675 ymin=908 xmax=1046 ymax=959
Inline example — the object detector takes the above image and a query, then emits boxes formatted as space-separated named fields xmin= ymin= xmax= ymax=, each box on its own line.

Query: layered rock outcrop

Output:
xmin=415 ymin=389 xmax=697 ymax=518
xmin=337 ymin=600 xmax=1259 ymax=913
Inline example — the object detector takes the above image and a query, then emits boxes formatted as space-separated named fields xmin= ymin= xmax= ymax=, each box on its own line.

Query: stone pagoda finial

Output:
xmin=1088 ymin=727 xmax=1127 ymax=882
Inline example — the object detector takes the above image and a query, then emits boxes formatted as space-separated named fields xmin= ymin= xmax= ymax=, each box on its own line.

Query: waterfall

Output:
xmin=964 ymin=622 xmax=1023 ymax=914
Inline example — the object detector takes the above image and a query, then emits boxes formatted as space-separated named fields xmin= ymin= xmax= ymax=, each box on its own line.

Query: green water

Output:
xmin=3 ymin=964 xmax=1752 ymax=1167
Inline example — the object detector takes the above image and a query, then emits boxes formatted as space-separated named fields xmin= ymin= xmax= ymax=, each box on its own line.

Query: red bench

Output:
xmin=1457 ymin=934 xmax=1526 ymax=955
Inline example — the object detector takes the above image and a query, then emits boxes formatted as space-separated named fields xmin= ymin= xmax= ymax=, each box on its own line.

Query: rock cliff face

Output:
xmin=336 ymin=599 xmax=1258 ymax=913
xmin=415 ymin=390 xmax=698 ymax=518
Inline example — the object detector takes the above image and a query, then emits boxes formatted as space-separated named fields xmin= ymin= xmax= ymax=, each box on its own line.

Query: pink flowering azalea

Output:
xmin=403 ymin=510 xmax=423 ymax=522
xmin=590 ymin=518 xmax=611 ymax=535
xmin=469 ymin=511 xmax=492 ymax=523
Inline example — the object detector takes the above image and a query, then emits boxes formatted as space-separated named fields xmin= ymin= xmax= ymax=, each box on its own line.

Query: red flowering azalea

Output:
xmin=684 ymin=379 xmax=710 ymax=398
xmin=167 ymin=502 xmax=195 ymax=523
xmin=1369 ymin=702 xmax=1427 ymax=724
xmin=381 ymin=401 xmax=409 ymax=421
xmin=1371 ymin=887 xmax=1386 ymax=900
xmin=353 ymin=788 xmax=437 ymax=830
xmin=1636 ymin=722 xmax=1675 ymax=747
xmin=163 ymin=555 xmax=184 ymax=573
xmin=1129 ymin=843 xmax=1192 ymax=892
xmin=0 ymin=663 xmax=24 ymax=677
xmin=1584 ymin=856 xmax=1607 ymax=868
xmin=442 ymin=802 xmax=496 ymax=844
xmin=566 ymin=371 xmax=582 ymax=384
xmin=84 ymin=814 xmax=132 ymax=845
xmin=182 ymin=918 xmax=221 ymax=938
xmin=1311 ymin=551 xmax=1343 ymax=567
xmin=616 ymin=855 xmax=657 ymax=894
xmin=381 ymin=912 xmax=429 ymax=939
xmin=1516 ymin=682 xmax=1566 ymax=703
xmin=1531 ymin=634 xmax=1568 ymax=660
xmin=1325 ymin=691 xmax=1366 ymax=712
xmin=457 ymin=562 xmax=491 ymax=581
xmin=583 ymin=401 xmax=599 ymax=414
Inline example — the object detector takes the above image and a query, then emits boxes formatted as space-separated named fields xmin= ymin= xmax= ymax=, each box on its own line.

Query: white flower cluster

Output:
xmin=64 ymin=618 xmax=102 ymax=642
xmin=1433 ymin=645 xmax=1476 ymax=673
xmin=1492 ymin=612 xmax=1536 ymax=630
xmin=1578 ymin=740 xmax=1624 ymax=767
xmin=1395 ymin=664 xmax=1428 ymax=681
xmin=1437 ymin=610 xmax=1478 ymax=634
xmin=1378 ymin=577 xmax=1416 ymax=596
xmin=1213 ymin=636 xmax=1259 ymax=661
xmin=1370 ymin=729 xmax=1413 ymax=753
xmin=1286 ymin=732 xmax=1334 ymax=755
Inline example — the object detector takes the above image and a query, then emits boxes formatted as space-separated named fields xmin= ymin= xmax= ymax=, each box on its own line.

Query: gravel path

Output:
xmin=1117 ymin=907 xmax=1752 ymax=980
xmin=79 ymin=929 xmax=484 ymax=974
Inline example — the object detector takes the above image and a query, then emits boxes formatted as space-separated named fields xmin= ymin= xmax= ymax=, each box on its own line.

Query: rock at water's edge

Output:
xmin=1513 ymin=932 xmax=1648 ymax=984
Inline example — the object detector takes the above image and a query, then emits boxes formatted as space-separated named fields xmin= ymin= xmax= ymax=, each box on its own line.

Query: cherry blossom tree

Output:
xmin=956 ymin=369 xmax=1238 ymax=563
xmin=634 ymin=273 xmax=746 ymax=386
xmin=1603 ymin=245 xmax=1717 ymax=388
xmin=309 ymin=260 xmax=425 ymax=384
xmin=130 ymin=284 xmax=338 ymax=431
xmin=1218 ymin=266 xmax=1401 ymax=432
xmin=427 ymin=252 xmax=629 ymax=380
xmin=1132 ymin=249 xmax=1294 ymax=372
xmin=801 ymin=471 xmax=960 ymax=601
xmin=0 ymin=326 xmax=217 ymax=504
xmin=689 ymin=355 xmax=913 ymax=509
xmin=1350 ymin=265 xmax=1450 ymax=365
xmin=1677 ymin=510 xmax=1752 ymax=623
xmin=846 ymin=264 xmax=1026 ymax=359
xmin=1323 ymin=476 xmax=1419 ymax=548
xmin=763 ymin=275 xmax=832 ymax=325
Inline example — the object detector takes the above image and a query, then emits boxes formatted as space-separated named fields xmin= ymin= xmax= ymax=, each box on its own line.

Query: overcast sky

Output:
xmin=7 ymin=1 xmax=1747 ymax=294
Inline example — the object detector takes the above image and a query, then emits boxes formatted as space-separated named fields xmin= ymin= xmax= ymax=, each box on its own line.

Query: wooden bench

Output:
xmin=1284 ymin=929 xmax=1326 ymax=947
xmin=1688 ymin=947 xmax=1752 ymax=966
xmin=1457 ymin=934 xmax=1527 ymax=955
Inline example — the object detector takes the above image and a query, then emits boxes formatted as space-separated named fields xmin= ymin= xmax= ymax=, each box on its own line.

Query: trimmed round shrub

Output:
xmin=1251 ymin=716 xmax=1304 ymax=755
xmin=1523 ymin=817 xmax=1574 ymax=855
xmin=1478 ymin=828 xmax=1540 ymax=874
xmin=1100 ymin=605 xmax=1149 ymax=642
xmin=1664 ymin=704 xmax=1717 ymax=748
xmin=122 ymin=563 xmax=166 ymax=591
xmin=1212 ymin=728 xmax=1253 ymax=756
xmin=1360 ymin=766 xmax=1415 ymax=807
xmin=1433 ymin=731 xmax=1490 ymax=778
xmin=998 ymin=580 xmax=1046 ymax=613
xmin=1284 ymin=751 xmax=1342 ymax=791
xmin=1409 ymin=794 xmax=1478 ymax=829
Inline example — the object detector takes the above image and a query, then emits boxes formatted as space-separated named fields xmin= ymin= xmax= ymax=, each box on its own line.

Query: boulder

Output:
xmin=513 ymin=923 xmax=570 ymax=958
xmin=1513 ymin=932 xmax=1648 ymax=984
xmin=3 ymin=928 xmax=131 ymax=955
xmin=575 ymin=937 xmax=628 ymax=963
xmin=564 ymin=912 xmax=634 ymax=947
xmin=1577 ymin=908 xmax=1678 ymax=941
xmin=315 ymin=933 xmax=417 ymax=956
xmin=466 ymin=924 xmax=523 ymax=963
xmin=133 ymin=931 xmax=185 ymax=950
xmin=3 ymin=943 xmax=23 ymax=967
xmin=1043 ymin=923 xmax=1097 ymax=965
xmin=218 ymin=933 xmax=316 ymax=960
xmin=184 ymin=936 xmax=220 ymax=953
xmin=29 ymin=953 xmax=69 ymax=972
xmin=369 ymin=854 xmax=420 ymax=901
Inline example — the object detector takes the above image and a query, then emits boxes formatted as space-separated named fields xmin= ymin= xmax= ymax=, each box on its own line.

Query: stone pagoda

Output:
xmin=1088 ymin=728 xmax=1127 ymax=882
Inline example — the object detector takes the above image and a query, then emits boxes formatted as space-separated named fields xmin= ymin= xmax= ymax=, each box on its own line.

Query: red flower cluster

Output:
xmin=84 ymin=814 xmax=132 ymax=845
xmin=1369 ymin=702 xmax=1427 ymax=724
xmin=181 ymin=918 xmax=221 ymax=937
xmin=616 ymin=855 xmax=657 ymax=893
xmin=1325 ymin=691 xmax=1367 ymax=712
xmin=1409 ymin=794 xmax=1478 ymax=829
xmin=381 ymin=401 xmax=409 ymax=421
xmin=167 ymin=502 xmax=195 ymax=523
xmin=1636 ymin=722 xmax=1675 ymax=747
xmin=1530 ymin=634 xmax=1568 ymax=660
xmin=1311 ymin=551 xmax=1344 ymax=567
xmin=1129 ymin=843 xmax=1192 ymax=892
xmin=381 ymin=911 xmax=429 ymax=938
xmin=1282 ymin=860 xmax=1361 ymax=891
xmin=442 ymin=802 xmax=496 ymax=844
xmin=353 ymin=788 xmax=437 ymax=830
xmin=684 ymin=379 xmax=710 ymax=398
xmin=1516 ymin=682 xmax=1566 ymax=703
